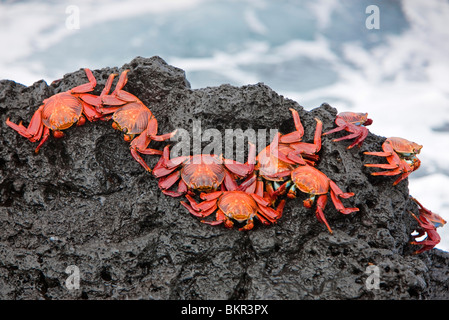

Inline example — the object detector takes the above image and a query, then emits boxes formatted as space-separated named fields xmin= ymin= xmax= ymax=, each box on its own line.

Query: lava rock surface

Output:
xmin=0 ymin=56 xmax=448 ymax=300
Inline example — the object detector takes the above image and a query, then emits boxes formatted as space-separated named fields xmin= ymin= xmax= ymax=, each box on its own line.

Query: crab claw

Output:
xmin=410 ymin=197 xmax=446 ymax=228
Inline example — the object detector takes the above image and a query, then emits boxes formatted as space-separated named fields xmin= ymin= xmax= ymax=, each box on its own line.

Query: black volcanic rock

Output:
xmin=0 ymin=56 xmax=447 ymax=300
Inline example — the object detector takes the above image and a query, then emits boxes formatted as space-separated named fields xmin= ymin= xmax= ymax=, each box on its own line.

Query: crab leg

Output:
xmin=256 ymin=199 xmax=285 ymax=223
xmin=366 ymin=158 xmax=413 ymax=185
xmin=333 ymin=130 xmax=359 ymax=142
xmin=255 ymin=214 xmax=271 ymax=226
xmin=34 ymin=126 xmax=51 ymax=154
xmin=223 ymin=170 xmax=239 ymax=191
xmin=184 ymin=194 xmax=217 ymax=212
xmin=70 ymin=68 xmax=97 ymax=94
xmin=328 ymin=180 xmax=355 ymax=199
xmin=153 ymin=146 xmax=179 ymax=176
xmin=129 ymin=130 xmax=163 ymax=172
xmin=251 ymin=193 xmax=285 ymax=220
xmin=223 ymin=142 xmax=256 ymax=176
xmin=364 ymin=142 xmax=413 ymax=185
xmin=364 ymin=140 xmax=396 ymax=158
xmin=371 ymin=169 xmax=412 ymax=186
xmin=101 ymin=70 xmax=129 ymax=105
xmin=264 ymin=181 xmax=283 ymax=203
xmin=6 ymin=104 xmax=45 ymax=141
xmin=112 ymin=69 xmax=129 ymax=92
xmin=315 ymin=195 xmax=333 ymax=234
xmin=201 ymin=209 xmax=231 ymax=227
xmin=272 ymin=118 xmax=322 ymax=166
xmin=80 ymin=101 xmax=104 ymax=122
xmin=129 ymin=117 xmax=176 ymax=172
xmin=237 ymin=218 xmax=255 ymax=231
xmin=100 ymin=70 xmax=139 ymax=106
xmin=162 ymin=189 xmax=186 ymax=198
xmin=163 ymin=155 xmax=189 ymax=170
xmin=408 ymin=208 xmax=442 ymax=254
xmin=329 ymin=189 xmax=359 ymax=215
xmin=287 ymin=118 xmax=322 ymax=155
xmin=270 ymin=133 xmax=305 ymax=165
xmin=368 ymin=167 xmax=403 ymax=176
xmin=237 ymin=173 xmax=256 ymax=191
xmin=155 ymin=167 xmax=179 ymax=185
xmin=153 ymin=162 xmax=176 ymax=178
xmin=364 ymin=163 xmax=399 ymax=170
xmin=160 ymin=178 xmax=189 ymax=198
xmin=411 ymin=197 xmax=447 ymax=227
xmin=410 ymin=239 xmax=440 ymax=255
xmin=84 ymin=73 xmax=120 ymax=113
xmin=181 ymin=196 xmax=218 ymax=218
xmin=181 ymin=201 xmax=216 ymax=218
xmin=364 ymin=151 xmax=394 ymax=157
xmin=142 ymin=118 xmax=177 ymax=152
xmin=157 ymin=170 xmax=183 ymax=196
xmin=349 ymin=127 xmax=369 ymax=149
xmin=200 ymin=191 xmax=224 ymax=201
xmin=324 ymin=120 xmax=368 ymax=148
xmin=322 ymin=121 xmax=348 ymax=136
xmin=278 ymin=108 xmax=304 ymax=144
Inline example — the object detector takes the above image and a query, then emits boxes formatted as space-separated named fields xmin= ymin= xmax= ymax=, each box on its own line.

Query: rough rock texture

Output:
xmin=0 ymin=56 xmax=448 ymax=300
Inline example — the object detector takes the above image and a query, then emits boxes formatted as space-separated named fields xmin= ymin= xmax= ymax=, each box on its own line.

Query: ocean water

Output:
xmin=1 ymin=0 xmax=448 ymax=251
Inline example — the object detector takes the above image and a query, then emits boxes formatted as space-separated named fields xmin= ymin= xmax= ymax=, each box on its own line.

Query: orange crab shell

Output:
xmin=111 ymin=102 xmax=153 ymax=136
xmin=217 ymin=191 xmax=258 ymax=223
xmin=291 ymin=165 xmax=329 ymax=196
xmin=181 ymin=155 xmax=226 ymax=192
xmin=41 ymin=94 xmax=84 ymax=130
xmin=337 ymin=112 xmax=372 ymax=126
xmin=387 ymin=137 xmax=422 ymax=155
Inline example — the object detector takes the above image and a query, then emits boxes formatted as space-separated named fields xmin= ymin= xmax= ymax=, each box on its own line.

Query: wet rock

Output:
xmin=0 ymin=56 xmax=447 ymax=300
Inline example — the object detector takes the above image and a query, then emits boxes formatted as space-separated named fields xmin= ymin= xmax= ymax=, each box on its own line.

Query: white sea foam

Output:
xmin=0 ymin=0 xmax=207 ymax=84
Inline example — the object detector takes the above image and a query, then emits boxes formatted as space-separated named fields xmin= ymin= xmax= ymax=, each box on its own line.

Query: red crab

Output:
xmin=322 ymin=112 xmax=373 ymax=149
xmin=93 ymin=70 xmax=176 ymax=172
xmin=364 ymin=137 xmax=422 ymax=185
xmin=5 ymin=68 xmax=105 ymax=153
xmin=181 ymin=190 xmax=285 ymax=231
xmin=239 ymin=108 xmax=322 ymax=202
xmin=152 ymin=143 xmax=256 ymax=197
xmin=408 ymin=197 xmax=446 ymax=254
xmin=274 ymin=165 xmax=359 ymax=233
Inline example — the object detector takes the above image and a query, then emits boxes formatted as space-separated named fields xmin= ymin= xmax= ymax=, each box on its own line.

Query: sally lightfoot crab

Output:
xmin=181 ymin=190 xmax=285 ymax=231
xmin=6 ymin=68 xmax=105 ymax=153
xmin=322 ymin=112 xmax=373 ymax=149
xmin=93 ymin=70 xmax=176 ymax=172
xmin=364 ymin=137 xmax=422 ymax=185
xmin=275 ymin=165 xmax=359 ymax=233
xmin=153 ymin=143 xmax=256 ymax=197
xmin=408 ymin=197 xmax=446 ymax=254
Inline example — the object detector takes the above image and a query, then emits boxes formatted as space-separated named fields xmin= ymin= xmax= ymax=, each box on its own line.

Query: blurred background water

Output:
xmin=1 ymin=0 xmax=448 ymax=251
